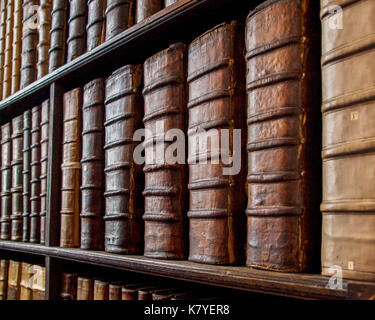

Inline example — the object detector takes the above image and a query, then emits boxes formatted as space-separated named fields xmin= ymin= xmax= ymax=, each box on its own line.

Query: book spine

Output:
xmin=104 ymin=65 xmax=143 ymax=254
xmin=80 ymin=78 xmax=104 ymax=250
xmin=60 ymin=88 xmax=82 ymax=248
xmin=121 ymin=283 xmax=143 ymax=300
xmin=7 ymin=260 xmax=21 ymax=300
xmin=19 ymin=263 xmax=33 ymax=300
xmin=187 ymin=22 xmax=246 ymax=265
xmin=22 ymin=110 xmax=31 ymax=242
xmin=109 ymin=283 xmax=122 ymax=300
xmin=67 ymin=0 xmax=87 ymax=62
xmin=164 ymin=0 xmax=179 ymax=6
xmin=0 ymin=260 xmax=9 ymax=300
xmin=0 ymin=0 xmax=7 ymax=99
xmin=0 ymin=123 xmax=11 ymax=240
xmin=37 ymin=0 xmax=52 ymax=79
xmin=11 ymin=115 xmax=24 ymax=241
xmin=142 ymin=42 xmax=186 ymax=259
xmin=77 ymin=277 xmax=93 ymax=300
xmin=2 ymin=0 xmax=13 ymax=98
xmin=31 ymin=265 xmax=45 ymax=300
xmin=60 ymin=272 xmax=77 ymax=300
xmin=86 ymin=0 xmax=106 ymax=50
xmin=104 ymin=0 xmax=133 ymax=41
xmin=93 ymin=280 xmax=109 ymax=300
xmin=135 ymin=0 xmax=162 ymax=24
xmin=11 ymin=0 xmax=22 ymax=94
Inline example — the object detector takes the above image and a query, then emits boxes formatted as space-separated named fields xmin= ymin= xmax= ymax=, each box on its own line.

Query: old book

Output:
xmin=93 ymin=279 xmax=109 ymax=300
xmin=23 ymin=110 xmax=32 ymax=242
xmin=245 ymin=0 xmax=321 ymax=272
xmin=2 ymin=0 xmax=13 ymax=98
xmin=11 ymin=0 xmax=22 ymax=94
xmin=31 ymin=265 xmax=45 ymax=300
xmin=40 ymin=100 xmax=50 ymax=244
xmin=121 ymin=283 xmax=144 ymax=300
xmin=104 ymin=0 xmax=133 ymax=41
xmin=20 ymin=262 xmax=33 ymax=300
xmin=7 ymin=260 xmax=21 ymax=300
xmin=138 ymin=286 xmax=159 ymax=300
xmin=30 ymin=106 xmax=41 ymax=243
xmin=164 ymin=0 xmax=179 ymax=6
xmin=104 ymin=65 xmax=143 ymax=254
xmin=0 ymin=0 xmax=7 ymax=99
xmin=1 ymin=123 xmax=12 ymax=240
xmin=49 ymin=0 xmax=68 ymax=72
xmin=80 ymin=78 xmax=104 ymax=250
xmin=142 ymin=42 xmax=186 ymax=259
xmin=67 ymin=0 xmax=87 ymax=62
xmin=20 ymin=0 xmax=39 ymax=89
xmin=37 ymin=0 xmax=52 ymax=79
xmin=321 ymin=0 xmax=375 ymax=281
xmin=86 ymin=0 xmax=106 ymax=50
xmin=136 ymin=0 xmax=162 ymax=24
xmin=152 ymin=288 xmax=180 ymax=300
xmin=77 ymin=277 xmax=93 ymax=300
xmin=0 ymin=260 xmax=9 ymax=300
xmin=60 ymin=272 xmax=77 ymax=300
xmin=60 ymin=88 xmax=82 ymax=248
xmin=109 ymin=282 xmax=122 ymax=300
xmin=11 ymin=115 xmax=24 ymax=241
xmin=187 ymin=22 xmax=246 ymax=265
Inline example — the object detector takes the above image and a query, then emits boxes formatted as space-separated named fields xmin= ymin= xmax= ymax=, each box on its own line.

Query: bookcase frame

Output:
xmin=0 ymin=0 xmax=375 ymax=300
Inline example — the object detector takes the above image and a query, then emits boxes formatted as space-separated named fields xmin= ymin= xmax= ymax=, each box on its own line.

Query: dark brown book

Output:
xmin=60 ymin=88 xmax=82 ymax=248
xmin=37 ymin=0 xmax=52 ymax=79
xmin=60 ymin=272 xmax=77 ymax=300
xmin=7 ymin=260 xmax=21 ymax=300
xmin=20 ymin=262 xmax=33 ymax=300
xmin=109 ymin=282 xmax=122 ymax=300
xmin=67 ymin=0 xmax=87 ymax=62
xmin=187 ymin=22 xmax=246 ymax=265
xmin=1 ymin=123 xmax=12 ymax=240
xmin=245 ymin=0 xmax=320 ymax=272
xmin=93 ymin=279 xmax=109 ymax=300
xmin=0 ymin=0 xmax=7 ymax=99
xmin=30 ymin=106 xmax=41 ymax=243
xmin=77 ymin=277 xmax=93 ymax=300
xmin=86 ymin=0 xmax=106 ymax=50
xmin=104 ymin=0 xmax=133 ymax=41
xmin=31 ymin=265 xmax=45 ymax=300
xmin=137 ymin=286 xmax=159 ymax=300
xmin=135 ymin=0 xmax=162 ymax=24
xmin=11 ymin=0 xmax=22 ymax=94
xmin=0 ymin=260 xmax=9 ymax=300
xmin=49 ymin=0 xmax=68 ymax=72
xmin=142 ymin=42 xmax=186 ymax=259
xmin=2 ymin=0 xmax=13 ymax=98
xmin=121 ymin=283 xmax=144 ymax=300
xmin=80 ymin=78 xmax=104 ymax=250
xmin=104 ymin=65 xmax=143 ymax=254
xmin=23 ymin=110 xmax=32 ymax=242
xmin=11 ymin=115 xmax=24 ymax=241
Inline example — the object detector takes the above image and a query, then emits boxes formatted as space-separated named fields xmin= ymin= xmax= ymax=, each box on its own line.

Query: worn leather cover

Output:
xmin=0 ymin=0 xmax=7 ymax=99
xmin=60 ymin=272 xmax=77 ymax=300
xmin=49 ymin=0 xmax=68 ymax=72
xmin=80 ymin=78 xmax=104 ymax=250
xmin=164 ymin=0 xmax=179 ymax=6
xmin=31 ymin=265 xmax=45 ymax=300
xmin=37 ymin=0 xmax=52 ymax=79
xmin=7 ymin=260 xmax=21 ymax=300
xmin=77 ymin=277 xmax=93 ymax=300
xmin=0 ymin=260 xmax=9 ymax=300
xmin=136 ymin=0 xmax=162 ymax=24
xmin=121 ymin=283 xmax=144 ymax=300
xmin=87 ymin=0 xmax=106 ymax=50
xmin=152 ymin=288 xmax=180 ymax=300
xmin=23 ymin=110 xmax=31 ymax=242
xmin=137 ymin=286 xmax=159 ymax=300
xmin=142 ymin=42 xmax=186 ymax=259
xmin=20 ymin=262 xmax=33 ymax=300
xmin=11 ymin=115 xmax=24 ymax=241
xmin=104 ymin=65 xmax=143 ymax=254
xmin=105 ymin=0 xmax=133 ymax=41
xmin=245 ymin=0 xmax=321 ymax=272
xmin=321 ymin=0 xmax=375 ymax=281
xmin=67 ymin=0 xmax=87 ymax=61
xmin=2 ymin=0 xmax=13 ymax=98
xmin=109 ymin=282 xmax=122 ymax=300
xmin=60 ymin=88 xmax=82 ymax=248
xmin=11 ymin=0 xmax=22 ymax=94
xmin=94 ymin=279 xmax=109 ymax=300
xmin=1 ymin=123 xmax=12 ymax=240
xmin=187 ymin=22 xmax=246 ymax=265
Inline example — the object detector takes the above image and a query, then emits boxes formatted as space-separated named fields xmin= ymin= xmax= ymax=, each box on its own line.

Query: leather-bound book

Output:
xmin=40 ymin=100 xmax=50 ymax=244
xmin=121 ymin=283 xmax=144 ymax=300
xmin=138 ymin=286 xmax=159 ymax=300
xmin=93 ymin=279 xmax=109 ymax=300
xmin=20 ymin=0 xmax=39 ymax=89
xmin=67 ymin=0 xmax=87 ymax=62
xmin=0 ymin=260 xmax=9 ymax=300
xmin=30 ymin=106 xmax=41 ymax=243
xmin=80 ymin=78 xmax=104 ymax=250
xmin=86 ymin=0 xmax=106 ymax=50
xmin=135 ymin=0 xmax=162 ymax=24
xmin=104 ymin=65 xmax=143 ymax=254
xmin=7 ymin=260 xmax=21 ymax=300
xmin=60 ymin=272 xmax=77 ymax=300
xmin=31 ymin=265 xmax=45 ymax=300
xmin=152 ymin=288 xmax=179 ymax=300
xmin=2 ymin=0 xmax=13 ymax=98
xmin=49 ymin=0 xmax=68 ymax=72
xmin=11 ymin=0 xmax=22 ymax=94
xmin=60 ymin=88 xmax=82 ymax=248
xmin=187 ymin=22 xmax=246 ymax=265
xmin=245 ymin=0 xmax=321 ymax=272
xmin=0 ymin=0 xmax=7 ymax=99
xmin=23 ymin=110 xmax=31 ymax=242
xmin=1 ymin=123 xmax=12 ymax=240
xmin=37 ymin=0 xmax=52 ymax=79
xmin=77 ymin=277 xmax=93 ymax=300
xmin=164 ymin=0 xmax=179 ymax=6
xmin=104 ymin=0 xmax=133 ymax=41
xmin=109 ymin=282 xmax=122 ymax=300
xmin=20 ymin=263 xmax=33 ymax=300
xmin=321 ymin=0 xmax=375 ymax=281
xmin=142 ymin=42 xmax=186 ymax=259
xmin=11 ymin=115 xmax=24 ymax=241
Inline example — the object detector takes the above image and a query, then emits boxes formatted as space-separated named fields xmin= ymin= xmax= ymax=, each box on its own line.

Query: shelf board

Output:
xmin=1 ymin=240 xmax=374 ymax=300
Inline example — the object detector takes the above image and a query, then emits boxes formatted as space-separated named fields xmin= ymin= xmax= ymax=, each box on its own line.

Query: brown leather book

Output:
xmin=67 ymin=0 xmax=87 ymax=62
xmin=137 ymin=286 xmax=159 ymax=300
xmin=2 ymin=0 xmax=13 ymax=98
xmin=121 ymin=283 xmax=144 ymax=300
xmin=60 ymin=272 xmax=77 ymax=300
xmin=142 ymin=42 xmax=186 ymax=259
xmin=86 ymin=0 xmax=106 ymax=50
xmin=49 ymin=0 xmax=68 ymax=72
xmin=164 ymin=0 xmax=179 ymax=6
xmin=7 ymin=260 xmax=21 ymax=300
xmin=37 ymin=0 xmax=52 ymax=79
xmin=0 ymin=260 xmax=9 ymax=300
xmin=20 ymin=262 xmax=33 ymax=300
xmin=80 ymin=78 xmax=104 ymax=250
xmin=11 ymin=115 xmax=24 ymax=241
xmin=187 ymin=22 xmax=246 ymax=265
xmin=93 ymin=279 xmax=109 ymax=300
xmin=1 ymin=123 xmax=12 ymax=240
xmin=136 ymin=0 xmax=162 ymax=24
xmin=245 ymin=0 xmax=321 ymax=272
xmin=11 ymin=0 xmax=22 ymax=94
xmin=30 ymin=106 xmax=41 ymax=243
xmin=77 ymin=277 xmax=93 ymax=300
xmin=104 ymin=0 xmax=133 ymax=41
xmin=104 ymin=65 xmax=143 ymax=254
xmin=40 ymin=100 xmax=50 ymax=244
xmin=23 ymin=110 xmax=32 ymax=242
xmin=20 ymin=0 xmax=39 ymax=89
xmin=321 ymin=0 xmax=375 ymax=281
xmin=31 ymin=265 xmax=45 ymax=300
xmin=60 ymin=88 xmax=82 ymax=248
xmin=109 ymin=282 xmax=122 ymax=300
xmin=0 ymin=0 xmax=7 ymax=99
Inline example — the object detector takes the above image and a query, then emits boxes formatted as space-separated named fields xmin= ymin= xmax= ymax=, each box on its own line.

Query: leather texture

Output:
xmin=87 ymin=0 xmax=106 ymax=50
xmin=77 ymin=277 xmax=93 ymax=300
xmin=23 ymin=110 xmax=32 ymax=242
xmin=11 ymin=0 xmax=22 ymax=94
xmin=0 ymin=0 xmax=7 ymax=99
xmin=3 ymin=0 xmax=13 ymax=97
xmin=1 ymin=123 xmax=12 ymax=240
xmin=31 ymin=265 xmax=45 ymax=300
xmin=0 ymin=260 xmax=9 ymax=300
xmin=105 ymin=0 xmax=133 ymax=41
xmin=93 ymin=279 xmax=109 ymax=300
xmin=135 ymin=0 xmax=162 ymax=24
xmin=67 ymin=0 xmax=87 ymax=62
xmin=20 ymin=262 xmax=33 ymax=300
xmin=7 ymin=260 xmax=21 ymax=300
xmin=37 ymin=0 xmax=52 ymax=79
xmin=60 ymin=272 xmax=77 ymax=300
